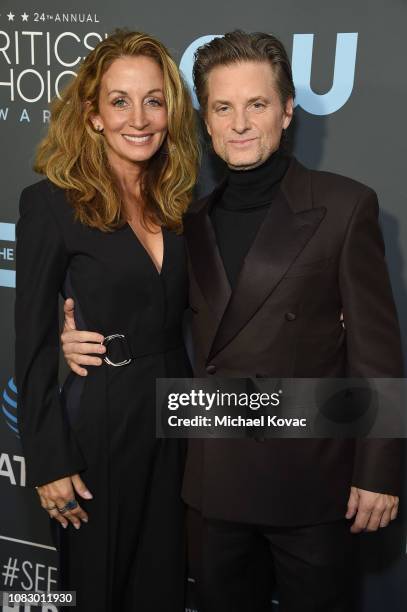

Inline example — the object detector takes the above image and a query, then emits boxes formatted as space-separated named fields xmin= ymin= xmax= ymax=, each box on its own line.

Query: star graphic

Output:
xmin=21 ymin=12 xmax=29 ymax=22
xmin=7 ymin=12 xmax=15 ymax=21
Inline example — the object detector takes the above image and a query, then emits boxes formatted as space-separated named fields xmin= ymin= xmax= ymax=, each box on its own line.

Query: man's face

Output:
xmin=204 ymin=60 xmax=293 ymax=170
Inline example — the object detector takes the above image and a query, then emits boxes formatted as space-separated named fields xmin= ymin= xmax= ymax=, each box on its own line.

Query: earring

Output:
xmin=95 ymin=125 xmax=103 ymax=132
xmin=160 ymin=142 xmax=176 ymax=157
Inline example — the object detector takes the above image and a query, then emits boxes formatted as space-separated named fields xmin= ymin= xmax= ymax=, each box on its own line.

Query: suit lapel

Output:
xmin=209 ymin=188 xmax=326 ymax=359
xmin=185 ymin=157 xmax=327 ymax=362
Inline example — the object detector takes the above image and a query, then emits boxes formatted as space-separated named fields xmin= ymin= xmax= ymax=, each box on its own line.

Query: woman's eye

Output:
xmin=146 ymin=98 xmax=163 ymax=107
xmin=113 ymin=98 xmax=127 ymax=107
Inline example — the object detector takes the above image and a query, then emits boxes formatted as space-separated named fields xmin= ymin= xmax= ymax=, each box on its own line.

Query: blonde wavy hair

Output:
xmin=35 ymin=29 xmax=199 ymax=232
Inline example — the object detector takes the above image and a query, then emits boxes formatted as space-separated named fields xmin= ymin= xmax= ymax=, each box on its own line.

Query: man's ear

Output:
xmin=283 ymin=97 xmax=294 ymax=130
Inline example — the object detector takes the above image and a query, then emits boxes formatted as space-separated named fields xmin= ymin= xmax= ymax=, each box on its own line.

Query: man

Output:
xmin=61 ymin=31 xmax=403 ymax=611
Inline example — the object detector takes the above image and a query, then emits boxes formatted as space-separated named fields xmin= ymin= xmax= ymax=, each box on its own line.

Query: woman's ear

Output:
xmin=92 ymin=122 xmax=104 ymax=133
xmin=86 ymin=101 xmax=104 ymax=132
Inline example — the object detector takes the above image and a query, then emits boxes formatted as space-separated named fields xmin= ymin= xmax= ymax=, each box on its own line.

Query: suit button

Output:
xmin=206 ymin=364 xmax=217 ymax=375
xmin=285 ymin=312 xmax=297 ymax=321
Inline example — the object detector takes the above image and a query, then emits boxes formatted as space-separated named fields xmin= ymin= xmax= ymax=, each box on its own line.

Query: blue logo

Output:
xmin=179 ymin=35 xmax=223 ymax=108
xmin=2 ymin=377 xmax=19 ymax=437
xmin=0 ymin=222 xmax=16 ymax=288
xmin=292 ymin=33 xmax=358 ymax=115
xmin=179 ymin=33 xmax=358 ymax=116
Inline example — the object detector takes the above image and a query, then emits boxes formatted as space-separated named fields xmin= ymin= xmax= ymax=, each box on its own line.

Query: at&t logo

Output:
xmin=2 ymin=377 xmax=19 ymax=437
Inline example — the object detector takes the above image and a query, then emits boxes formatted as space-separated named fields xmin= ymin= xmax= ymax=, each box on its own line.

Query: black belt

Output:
xmin=102 ymin=326 xmax=183 ymax=367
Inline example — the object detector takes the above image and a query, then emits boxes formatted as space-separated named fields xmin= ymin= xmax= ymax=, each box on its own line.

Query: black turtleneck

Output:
xmin=210 ymin=149 xmax=290 ymax=288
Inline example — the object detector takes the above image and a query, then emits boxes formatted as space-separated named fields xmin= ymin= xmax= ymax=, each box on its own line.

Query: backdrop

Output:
xmin=1 ymin=1 xmax=406 ymax=610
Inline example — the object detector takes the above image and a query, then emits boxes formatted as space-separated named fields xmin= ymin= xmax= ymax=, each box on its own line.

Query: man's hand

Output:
xmin=61 ymin=298 xmax=105 ymax=377
xmin=346 ymin=486 xmax=399 ymax=533
xmin=36 ymin=474 xmax=93 ymax=529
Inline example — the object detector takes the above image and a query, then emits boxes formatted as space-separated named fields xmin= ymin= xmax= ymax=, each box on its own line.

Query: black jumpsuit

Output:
xmin=15 ymin=179 xmax=189 ymax=611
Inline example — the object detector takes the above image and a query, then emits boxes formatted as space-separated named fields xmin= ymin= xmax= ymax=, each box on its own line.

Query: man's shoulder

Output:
xmin=185 ymin=194 xmax=208 ymax=215
xmin=184 ymin=185 xmax=219 ymax=222
xmin=307 ymin=165 xmax=376 ymax=206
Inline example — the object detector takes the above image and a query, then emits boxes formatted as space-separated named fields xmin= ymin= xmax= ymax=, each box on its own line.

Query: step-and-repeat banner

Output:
xmin=1 ymin=1 xmax=406 ymax=610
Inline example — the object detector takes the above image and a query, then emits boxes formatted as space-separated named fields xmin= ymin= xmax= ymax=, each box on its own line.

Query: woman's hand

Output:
xmin=36 ymin=474 xmax=93 ymax=529
xmin=61 ymin=298 xmax=105 ymax=376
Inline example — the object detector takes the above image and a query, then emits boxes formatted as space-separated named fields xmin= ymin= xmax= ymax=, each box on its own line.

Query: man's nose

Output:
xmin=231 ymin=108 xmax=250 ymax=133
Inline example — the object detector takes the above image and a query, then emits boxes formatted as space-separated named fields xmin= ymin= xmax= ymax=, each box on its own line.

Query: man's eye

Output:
xmin=217 ymin=106 xmax=229 ymax=113
xmin=113 ymin=98 xmax=127 ymax=107
xmin=253 ymin=102 xmax=266 ymax=109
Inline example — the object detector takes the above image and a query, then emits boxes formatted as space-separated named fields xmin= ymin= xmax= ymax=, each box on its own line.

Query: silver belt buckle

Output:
xmin=102 ymin=334 xmax=132 ymax=367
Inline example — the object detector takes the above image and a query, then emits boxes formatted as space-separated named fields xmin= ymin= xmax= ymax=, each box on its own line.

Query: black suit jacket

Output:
xmin=181 ymin=157 xmax=404 ymax=526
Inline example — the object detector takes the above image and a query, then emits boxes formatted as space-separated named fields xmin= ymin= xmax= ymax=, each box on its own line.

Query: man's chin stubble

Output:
xmin=226 ymin=158 xmax=266 ymax=171
xmin=224 ymin=146 xmax=267 ymax=172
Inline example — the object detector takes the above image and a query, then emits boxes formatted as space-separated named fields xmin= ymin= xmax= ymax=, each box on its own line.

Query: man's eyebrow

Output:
xmin=211 ymin=96 xmax=270 ymax=106
xmin=247 ymin=96 xmax=270 ymax=103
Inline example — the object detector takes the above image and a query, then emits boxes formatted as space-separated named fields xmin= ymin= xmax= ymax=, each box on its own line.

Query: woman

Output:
xmin=15 ymin=29 xmax=198 ymax=611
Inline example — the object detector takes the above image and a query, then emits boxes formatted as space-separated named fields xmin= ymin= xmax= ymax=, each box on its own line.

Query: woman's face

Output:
xmin=91 ymin=55 xmax=168 ymax=171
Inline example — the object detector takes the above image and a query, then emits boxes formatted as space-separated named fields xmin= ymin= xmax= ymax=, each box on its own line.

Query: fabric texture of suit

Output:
xmin=182 ymin=156 xmax=404 ymax=526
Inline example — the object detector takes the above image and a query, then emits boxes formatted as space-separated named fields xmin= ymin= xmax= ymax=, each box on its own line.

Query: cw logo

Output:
xmin=179 ymin=33 xmax=358 ymax=116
